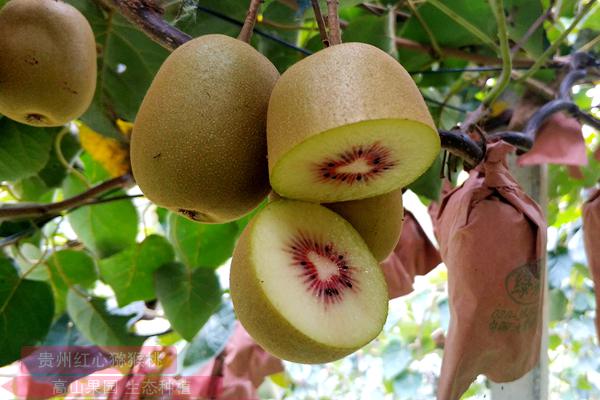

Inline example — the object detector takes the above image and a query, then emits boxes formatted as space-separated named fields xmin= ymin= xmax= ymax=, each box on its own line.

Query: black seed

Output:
xmin=374 ymin=158 xmax=380 ymax=164
xmin=324 ymin=173 xmax=330 ymax=178
xmin=341 ymin=265 xmax=348 ymax=270
xmin=341 ymin=177 xmax=346 ymax=181
xmin=301 ymin=261 xmax=307 ymax=266
xmin=356 ymin=175 xmax=362 ymax=181
xmin=338 ymin=255 xmax=344 ymax=260
xmin=324 ymin=246 xmax=330 ymax=253
xmin=333 ymin=288 xmax=339 ymax=295
xmin=358 ymin=150 xmax=363 ymax=156
xmin=325 ymin=288 xmax=333 ymax=296
xmin=345 ymin=281 xmax=353 ymax=288
xmin=328 ymin=162 xmax=335 ymax=167
xmin=331 ymin=175 xmax=337 ymax=179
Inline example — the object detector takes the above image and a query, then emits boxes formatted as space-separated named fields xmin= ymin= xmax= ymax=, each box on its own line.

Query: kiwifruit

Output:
xmin=230 ymin=199 xmax=388 ymax=363
xmin=267 ymin=42 xmax=440 ymax=203
xmin=270 ymin=189 xmax=404 ymax=261
xmin=131 ymin=34 xmax=279 ymax=223
xmin=0 ymin=0 xmax=97 ymax=127
xmin=325 ymin=189 xmax=404 ymax=262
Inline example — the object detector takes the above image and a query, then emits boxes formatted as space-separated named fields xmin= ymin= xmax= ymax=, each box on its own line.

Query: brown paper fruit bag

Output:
xmin=435 ymin=141 xmax=546 ymax=400
xmin=381 ymin=210 xmax=441 ymax=298
xmin=583 ymin=188 xmax=600 ymax=342
xmin=517 ymin=112 xmax=587 ymax=167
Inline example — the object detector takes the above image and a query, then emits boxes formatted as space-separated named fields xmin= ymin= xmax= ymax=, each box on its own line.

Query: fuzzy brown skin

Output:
xmin=0 ymin=0 xmax=97 ymax=127
xmin=266 ymin=42 xmax=437 ymax=173
xmin=131 ymin=34 xmax=279 ymax=223
xmin=325 ymin=189 xmax=404 ymax=261
xmin=230 ymin=212 xmax=361 ymax=364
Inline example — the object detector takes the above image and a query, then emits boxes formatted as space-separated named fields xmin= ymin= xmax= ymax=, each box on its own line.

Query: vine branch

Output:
xmin=238 ymin=0 xmax=263 ymax=43
xmin=0 ymin=174 xmax=134 ymax=220
xmin=311 ymin=0 xmax=330 ymax=47
xmin=102 ymin=0 xmax=191 ymax=51
xmin=386 ymin=5 xmax=399 ymax=59
xmin=326 ymin=0 xmax=342 ymax=45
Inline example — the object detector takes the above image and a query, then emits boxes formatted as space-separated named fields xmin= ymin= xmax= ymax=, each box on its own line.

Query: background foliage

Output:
xmin=0 ymin=0 xmax=599 ymax=398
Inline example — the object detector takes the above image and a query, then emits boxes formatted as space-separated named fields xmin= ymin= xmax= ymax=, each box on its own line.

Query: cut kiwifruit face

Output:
xmin=267 ymin=42 xmax=440 ymax=202
xmin=0 ymin=0 xmax=97 ymax=127
xmin=230 ymin=200 xmax=388 ymax=364
xmin=325 ymin=189 xmax=404 ymax=262
xmin=131 ymin=34 xmax=279 ymax=223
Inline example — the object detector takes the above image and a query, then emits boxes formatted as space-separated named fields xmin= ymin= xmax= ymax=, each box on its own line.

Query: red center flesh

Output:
xmin=287 ymin=232 xmax=358 ymax=306
xmin=314 ymin=142 xmax=396 ymax=185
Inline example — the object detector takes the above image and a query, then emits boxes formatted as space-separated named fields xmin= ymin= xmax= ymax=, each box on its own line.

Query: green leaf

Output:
xmin=155 ymin=262 xmax=222 ymax=341
xmin=79 ymin=152 xmax=111 ymax=184
xmin=99 ymin=235 xmax=174 ymax=307
xmin=417 ymin=59 xmax=468 ymax=87
xmin=257 ymin=1 xmax=303 ymax=72
xmin=548 ymin=333 xmax=561 ymax=350
xmin=343 ymin=15 xmax=391 ymax=53
xmin=400 ymin=0 xmax=497 ymax=48
xmin=182 ymin=300 xmax=236 ymax=373
xmin=13 ymin=128 xmax=81 ymax=201
xmin=382 ymin=340 xmax=412 ymax=381
xmin=44 ymin=314 xmax=92 ymax=346
xmin=577 ymin=375 xmax=593 ymax=391
xmin=0 ymin=119 xmax=54 ymax=181
xmin=66 ymin=289 xmax=145 ymax=347
xmin=13 ymin=176 xmax=52 ymax=202
xmin=63 ymin=174 xmax=138 ymax=258
xmin=0 ymin=257 xmax=54 ymax=366
xmin=12 ymin=243 xmax=48 ymax=281
xmin=46 ymin=250 xmax=97 ymax=314
xmin=67 ymin=0 xmax=169 ymax=137
xmin=581 ymin=5 xmax=600 ymax=30
xmin=168 ymin=213 xmax=238 ymax=269
xmin=504 ymin=0 xmax=547 ymax=57
xmin=37 ymin=129 xmax=81 ymax=189
xmin=549 ymin=288 xmax=568 ymax=321
xmin=397 ymin=0 xmax=497 ymax=70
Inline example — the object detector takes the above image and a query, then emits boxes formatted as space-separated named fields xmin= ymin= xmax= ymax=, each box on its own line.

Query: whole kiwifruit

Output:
xmin=131 ymin=34 xmax=279 ymax=223
xmin=0 ymin=0 xmax=97 ymax=127
xmin=325 ymin=189 xmax=404 ymax=261
xmin=267 ymin=42 xmax=440 ymax=203
xmin=230 ymin=199 xmax=388 ymax=363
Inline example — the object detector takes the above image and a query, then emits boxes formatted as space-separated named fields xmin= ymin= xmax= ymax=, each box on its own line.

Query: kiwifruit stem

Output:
xmin=104 ymin=0 xmax=191 ymax=51
xmin=238 ymin=0 xmax=263 ymax=43
xmin=326 ymin=0 xmax=342 ymax=45
xmin=310 ymin=0 xmax=330 ymax=47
